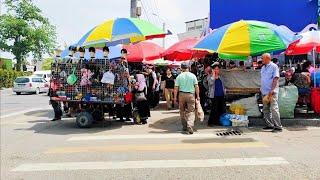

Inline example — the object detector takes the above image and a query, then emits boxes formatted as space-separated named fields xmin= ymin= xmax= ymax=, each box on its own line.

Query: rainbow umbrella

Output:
xmin=82 ymin=18 xmax=165 ymax=47
xmin=194 ymin=20 xmax=295 ymax=60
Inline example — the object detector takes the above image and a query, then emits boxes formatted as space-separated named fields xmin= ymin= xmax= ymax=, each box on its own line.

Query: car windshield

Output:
xmin=34 ymin=74 xmax=43 ymax=77
xmin=15 ymin=78 xmax=30 ymax=83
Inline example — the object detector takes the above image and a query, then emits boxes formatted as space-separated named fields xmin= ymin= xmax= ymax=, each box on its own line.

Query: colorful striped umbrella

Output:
xmin=82 ymin=18 xmax=165 ymax=47
xmin=194 ymin=20 xmax=295 ymax=60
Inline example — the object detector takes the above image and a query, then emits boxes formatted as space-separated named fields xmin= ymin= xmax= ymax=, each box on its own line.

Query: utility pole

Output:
xmin=130 ymin=0 xmax=137 ymax=18
xmin=162 ymin=22 xmax=166 ymax=48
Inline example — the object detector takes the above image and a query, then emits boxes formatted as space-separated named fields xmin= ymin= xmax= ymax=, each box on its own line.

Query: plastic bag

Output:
xmin=195 ymin=99 xmax=204 ymax=122
xmin=231 ymin=95 xmax=261 ymax=117
xmin=219 ymin=113 xmax=232 ymax=126
xmin=67 ymin=67 xmax=77 ymax=85
xmin=278 ymin=85 xmax=299 ymax=118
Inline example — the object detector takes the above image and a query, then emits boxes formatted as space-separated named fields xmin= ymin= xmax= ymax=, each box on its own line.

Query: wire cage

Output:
xmin=50 ymin=58 xmax=129 ymax=105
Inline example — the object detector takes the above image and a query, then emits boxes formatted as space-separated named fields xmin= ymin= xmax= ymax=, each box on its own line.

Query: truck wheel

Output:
xmin=76 ymin=112 xmax=94 ymax=128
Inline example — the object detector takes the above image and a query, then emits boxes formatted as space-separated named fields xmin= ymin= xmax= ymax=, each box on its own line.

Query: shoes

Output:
xmin=51 ymin=118 xmax=61 ymax=121
xmin=263 ymin=126 xmax=274 ymax=130
xmin=186 ymin=127 xmax=194 ymax=135
xmin=272 ymin=128 xmax=283 ymax=133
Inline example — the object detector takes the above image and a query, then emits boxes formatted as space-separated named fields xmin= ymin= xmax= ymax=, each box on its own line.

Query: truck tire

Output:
xmin=16 ymin=92 xmax=21 ymax=95
xmin=76 ymin=112 xmax=94 ymax=128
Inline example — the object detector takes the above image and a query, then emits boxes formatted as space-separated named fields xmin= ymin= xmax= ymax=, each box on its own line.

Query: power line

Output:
xmin=153 ymin=0 xmax=161 ymax=25
xmin=140 ymin=0 xmax=151 ymax=23
xmin=142 ymin=0 xmax=156 ymax=25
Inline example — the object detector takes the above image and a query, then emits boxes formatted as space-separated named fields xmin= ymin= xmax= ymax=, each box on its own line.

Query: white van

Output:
xmin=33 ymin=70 xmax=51 ymax=82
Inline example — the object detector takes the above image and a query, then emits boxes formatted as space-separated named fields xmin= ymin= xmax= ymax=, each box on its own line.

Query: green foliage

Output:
xmin=0 ymin=69 xmax=32 ymax=88
xmin=42 ymin=57 xmax=53 ymax=70
xmin=0 ymin=0 xmax=56 ymax=71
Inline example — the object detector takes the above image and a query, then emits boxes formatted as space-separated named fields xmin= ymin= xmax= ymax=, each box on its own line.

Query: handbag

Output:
xmin=67 ymin=67 xmax=78 ymax=85
xmin=135 ymin=91 xmax=147 ymax=102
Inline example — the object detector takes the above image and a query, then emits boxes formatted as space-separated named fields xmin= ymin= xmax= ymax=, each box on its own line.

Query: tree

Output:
xmin=0 ymin=0 xmax=56 ymax=71
xmin=42 ymin=57 xmax=53 ymax=70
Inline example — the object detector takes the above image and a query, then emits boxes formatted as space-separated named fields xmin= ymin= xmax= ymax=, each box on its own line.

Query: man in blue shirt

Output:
xmin=261 ymin=53 xmax=282 ymax=133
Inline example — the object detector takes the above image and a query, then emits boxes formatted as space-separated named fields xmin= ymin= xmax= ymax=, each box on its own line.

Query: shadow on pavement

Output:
xmin=181 ymin=138 xmax=258 ymax=144
xmin=14 ymin=118 xmax=128 ymax=135
xmin=24 ymin=110 xmax=51 ymax=117
xmin=148 ymin=115 xmax=234 ymax=133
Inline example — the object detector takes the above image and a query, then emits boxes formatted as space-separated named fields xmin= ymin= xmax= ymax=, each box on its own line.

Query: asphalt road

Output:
xmin=0 ymin=88 xmax=51 ymax=119
xmin=1 ymin=89 xmax=320 ymax=180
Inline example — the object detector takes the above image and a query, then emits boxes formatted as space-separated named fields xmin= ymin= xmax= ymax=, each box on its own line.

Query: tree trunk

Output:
xmin=16 ymin=56 xmax=22 ymax=71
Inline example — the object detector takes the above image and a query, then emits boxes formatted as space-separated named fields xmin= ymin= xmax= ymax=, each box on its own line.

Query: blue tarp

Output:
xmin=210 ymin=0 xmax=318 ymax=32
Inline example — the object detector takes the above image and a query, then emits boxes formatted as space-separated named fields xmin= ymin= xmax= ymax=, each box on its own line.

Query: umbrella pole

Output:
xmin=313 ymin=47 xmax=316 ymax=87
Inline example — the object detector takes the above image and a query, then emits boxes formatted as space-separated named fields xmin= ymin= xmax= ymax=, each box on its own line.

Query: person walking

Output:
xmin=205 ymin=63 xmax=226 ymax=126
xmin=261 ymin=53 xmax=282 ymax=133
xmin=163 ymin=68 xmax=175 ymax=110
xmin=174 ymin=62 xmax=200 ymax=134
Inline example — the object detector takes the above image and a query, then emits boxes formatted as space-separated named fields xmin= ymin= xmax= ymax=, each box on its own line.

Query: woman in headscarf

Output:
xmin=133 ymin=71 xmax=151 ymax=124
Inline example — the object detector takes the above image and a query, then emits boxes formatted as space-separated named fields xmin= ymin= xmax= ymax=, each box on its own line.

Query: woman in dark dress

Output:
xmin=205 ymin=63 xmax=226 ymax=126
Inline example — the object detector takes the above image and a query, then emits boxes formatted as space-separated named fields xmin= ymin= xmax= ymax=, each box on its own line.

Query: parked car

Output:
xmin=33 ymin=70 xmax=51 ymax=82
xmin=13 ymin=76 xmax=49 ymax=95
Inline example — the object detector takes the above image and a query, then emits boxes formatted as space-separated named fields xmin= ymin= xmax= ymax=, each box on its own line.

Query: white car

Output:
xmin=13 ymin=76 xmax=49 ymax=95
xmin=33 ymin=70 xmax=51 ymax=82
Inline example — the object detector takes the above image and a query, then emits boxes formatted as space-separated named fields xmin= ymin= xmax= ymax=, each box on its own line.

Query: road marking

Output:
xmin=0 ymin=108 xmax=51 ymax=119
xmin=45 ymin=142 xmax=267 ymax=154
xmin=12 ymin=157 xmax=288 ymax=172
xmin=67 ymin=133 xmax=244 ymax=141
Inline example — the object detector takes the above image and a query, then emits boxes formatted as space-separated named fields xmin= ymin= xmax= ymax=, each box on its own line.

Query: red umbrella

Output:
xmin=123 ymin=41 xmax=164 ymax=62
xmin=285 ymin=30 xmax=319 ymax=87
xmin=163 ymin=38 xmax=208 ymax=61
xmin=285 ymin=31 xmax=320 ymax=55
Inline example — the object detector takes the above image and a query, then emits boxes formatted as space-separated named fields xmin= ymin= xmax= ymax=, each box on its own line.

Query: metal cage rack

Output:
xmin=50 ymin=58 xmax=129 ymax=105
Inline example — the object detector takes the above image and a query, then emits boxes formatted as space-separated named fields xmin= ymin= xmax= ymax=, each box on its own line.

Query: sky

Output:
xmin=0 ymin=0 xmax=210 ymax=59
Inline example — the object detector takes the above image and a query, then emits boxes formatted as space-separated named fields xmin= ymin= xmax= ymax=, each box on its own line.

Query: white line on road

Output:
xmin=67 ymin=133 xmax=242 ymax=141
xmin=0 ymin=108 xmax=51 ymax=119
xmin=12 ymin=157 xmax=289 ymax=172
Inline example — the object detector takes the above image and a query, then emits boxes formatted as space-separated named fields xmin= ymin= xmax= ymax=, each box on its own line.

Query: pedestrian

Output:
xmin=49 ymin=88 xmax=62 ymax=121
xmin=205 ymin=63 xmax=226 ymax=126
xmin=144 ymin=65 xmax=158 ymax=108
xmin=163 ymin=68 xmax=175 ymax=110
xmin=174 ymin=62 xmax=200 ymax=134
xmin=133 ymin=71 xmax=151 ymax=124
xmin=261 ymin=53 xmax=282 ymax=133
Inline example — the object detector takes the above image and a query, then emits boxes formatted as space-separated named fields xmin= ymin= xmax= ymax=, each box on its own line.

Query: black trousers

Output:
xmin=208 ymin=97 xmax=226 ymax=125
xmin=51 ymin=100 xmax=62 ymax=119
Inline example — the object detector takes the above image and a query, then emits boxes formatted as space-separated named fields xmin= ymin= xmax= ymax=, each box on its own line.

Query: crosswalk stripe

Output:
xmin=45 ymin=142 xmax=267 ymax=154
xmin=12 ymin=157 xmax=288 ymax=172
xmin=67 ymin=133 xmax=248 ymax=141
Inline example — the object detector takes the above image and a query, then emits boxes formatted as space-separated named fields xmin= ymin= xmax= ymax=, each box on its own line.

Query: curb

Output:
xmin=249 ymin=117 xmax=320 ymax=127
